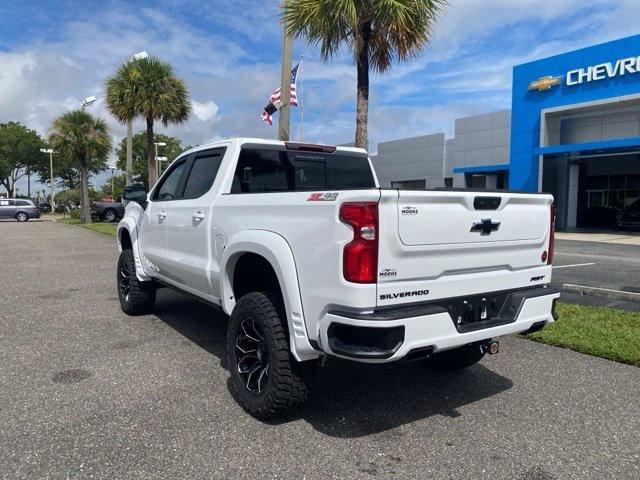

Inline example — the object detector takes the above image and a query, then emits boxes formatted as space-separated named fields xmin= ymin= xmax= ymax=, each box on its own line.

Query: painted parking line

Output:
xmin=552 ymin=262 xmax=596 ymax=269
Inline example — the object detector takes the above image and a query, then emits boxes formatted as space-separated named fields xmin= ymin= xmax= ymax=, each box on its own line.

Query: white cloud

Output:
xmin=191 ymin=100 xmax=219 ymax=122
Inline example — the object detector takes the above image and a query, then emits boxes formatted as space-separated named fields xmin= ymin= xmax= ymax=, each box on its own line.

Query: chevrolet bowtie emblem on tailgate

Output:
xmin=471 ymin=219 xmax=501 ymax=235
xmin=528 ymin=75 xmax=562 ymax=92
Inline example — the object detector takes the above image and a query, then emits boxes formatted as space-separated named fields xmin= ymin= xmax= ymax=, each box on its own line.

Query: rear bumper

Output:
xmin=318 ymin=286 xmax=560 ymax=363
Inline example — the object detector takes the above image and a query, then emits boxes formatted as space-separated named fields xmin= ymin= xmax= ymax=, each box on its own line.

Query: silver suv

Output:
xmin=0 ymin=199 xmax=41 ymax=222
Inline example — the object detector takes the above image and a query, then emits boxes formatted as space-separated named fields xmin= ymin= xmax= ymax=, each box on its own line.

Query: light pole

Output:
xmin=154 ymin=142 xmax=166 ymax=175
xmin=40 ymin=148 xmax=56 ymax=213
xmin=156 ymin=157 xmax=168 ymax=175
xmin=110 ymin=166 xmax=116 ymax=199
xmin=125 ymin=51 xmax=149 ymax=187
xmin=278 ymin=0 xmax=293 ymax=141
xmin=81 ymin=96 xmax=96 ymax=110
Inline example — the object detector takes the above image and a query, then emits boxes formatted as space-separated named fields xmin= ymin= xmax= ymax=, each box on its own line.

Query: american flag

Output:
xmin=261 ymin=62 xmax=301 ymax=125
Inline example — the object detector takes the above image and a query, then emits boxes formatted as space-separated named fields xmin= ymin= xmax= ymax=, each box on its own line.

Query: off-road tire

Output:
xmin=117 ymin=249 xmax=156 ymax=315
xmin=15 ymin=212 xmax=29 ymax=222
xmin=227 ymin=291 xmax=309 ymax=420
xmin=428 ymin=343 xmax=485 ymax=372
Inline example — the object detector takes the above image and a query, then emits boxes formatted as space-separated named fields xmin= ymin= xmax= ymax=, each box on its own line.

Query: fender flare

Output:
xmin=221 ymin=230 xmax=319 ymax=361
xmin=116 ymin=208 xmax=151 ymax=282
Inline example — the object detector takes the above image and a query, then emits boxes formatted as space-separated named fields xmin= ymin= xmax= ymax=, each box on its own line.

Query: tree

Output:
xmin=0 ymin=122 xmax=46 ymax=197
xmin=49 ymin=110 xmax=112 ymax=223
xmin=105 ymin=56 xmax=191 ymax=187
xmin=114 ymin=132 xmax=186 ymax=189
xmin=283 ymin=0 xmax=445 ymax=149
xmin=101 ymin=173 xmax=126 ymax=201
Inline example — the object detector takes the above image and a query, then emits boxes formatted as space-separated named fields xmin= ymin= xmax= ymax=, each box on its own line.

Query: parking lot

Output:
xmin=1 ymin=221 xmax=639 ymax=479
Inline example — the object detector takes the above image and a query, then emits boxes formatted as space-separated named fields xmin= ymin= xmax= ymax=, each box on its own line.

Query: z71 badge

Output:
xmin=307 ymin=192 xmax=338 ymax=202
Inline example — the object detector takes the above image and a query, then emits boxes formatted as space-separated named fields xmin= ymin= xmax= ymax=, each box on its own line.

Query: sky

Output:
xmin=1 ymin=0 xmax=639 ymax=193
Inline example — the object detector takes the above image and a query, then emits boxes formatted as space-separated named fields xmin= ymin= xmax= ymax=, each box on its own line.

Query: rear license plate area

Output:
xmin=445 ymin=292 xmax=510 ymax=331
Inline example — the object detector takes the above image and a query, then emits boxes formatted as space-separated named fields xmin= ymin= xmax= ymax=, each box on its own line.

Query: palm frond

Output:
xmin=105 ymin=56 xmax=191 ymax=125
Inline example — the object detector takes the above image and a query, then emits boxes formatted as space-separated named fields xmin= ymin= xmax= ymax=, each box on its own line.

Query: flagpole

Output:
xmin=299 ymin=55 xmax=303 ymax=141
xmin=278 ymin=3 xmax=293 ymax=141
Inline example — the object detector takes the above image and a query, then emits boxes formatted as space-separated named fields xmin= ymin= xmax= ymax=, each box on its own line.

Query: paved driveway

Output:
xmin=1 ymin=221 xmax=639 ymax=479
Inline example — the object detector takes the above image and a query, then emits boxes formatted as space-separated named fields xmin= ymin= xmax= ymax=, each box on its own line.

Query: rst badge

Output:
xmin=307 ymin=192 xmax=338 ymax=202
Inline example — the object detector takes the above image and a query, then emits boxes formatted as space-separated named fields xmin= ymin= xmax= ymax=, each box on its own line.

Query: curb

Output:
xmin=562 ymin=284 xmax=640 ymax=304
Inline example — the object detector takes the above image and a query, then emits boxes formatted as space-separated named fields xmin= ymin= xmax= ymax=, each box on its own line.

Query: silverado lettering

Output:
xmin=380 ymin=290 xmax=429 ymax=300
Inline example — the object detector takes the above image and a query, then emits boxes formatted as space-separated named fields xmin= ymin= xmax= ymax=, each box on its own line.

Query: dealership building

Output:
xmin=371 ymin=34 xmax=640 ymax=229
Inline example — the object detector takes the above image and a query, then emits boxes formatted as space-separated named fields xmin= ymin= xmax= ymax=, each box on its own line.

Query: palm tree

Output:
xmin=105 ymin=61 xmax=138 ymax=186
xmin=105 ymin=56 xmax=191 ymax=187
xmin=283 ymin=0 xmax=445 ymax=149
xmin=49 ymin=110 xmax=112 ymax=224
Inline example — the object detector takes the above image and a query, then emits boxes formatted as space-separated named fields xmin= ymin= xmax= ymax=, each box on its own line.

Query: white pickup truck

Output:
xmin=116 ymin=138 xmax=559 ymax=419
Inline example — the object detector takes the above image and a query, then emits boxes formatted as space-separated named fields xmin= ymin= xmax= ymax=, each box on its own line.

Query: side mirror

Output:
xmin=123 ymin=185 xmax=148 ymax=208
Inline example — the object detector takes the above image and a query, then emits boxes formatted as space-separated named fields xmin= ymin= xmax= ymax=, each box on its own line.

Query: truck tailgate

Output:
xmin=377 ymin=190 xmax=554 ymax=307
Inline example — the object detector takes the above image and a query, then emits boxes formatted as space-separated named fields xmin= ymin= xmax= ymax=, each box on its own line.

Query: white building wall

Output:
xmin=370 ymin=133 xmax=445 ymax=188
xmin=453 ymin=110 xmax=511 ymax=186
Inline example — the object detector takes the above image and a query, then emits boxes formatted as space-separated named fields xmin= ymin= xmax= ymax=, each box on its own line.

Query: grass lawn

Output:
xmin=58 ymin=218 xmax=117 ymax=236
xmin=524 ymin=302 xmax=640 ymax=367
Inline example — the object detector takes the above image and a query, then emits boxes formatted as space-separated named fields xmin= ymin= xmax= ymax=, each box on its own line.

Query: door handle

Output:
xmin=192 ymin=211 xmax=206 ymax=220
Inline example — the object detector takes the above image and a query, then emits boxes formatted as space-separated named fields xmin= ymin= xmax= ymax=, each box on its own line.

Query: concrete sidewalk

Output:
xmin=556 ymin=230 xmax=640 ymax=245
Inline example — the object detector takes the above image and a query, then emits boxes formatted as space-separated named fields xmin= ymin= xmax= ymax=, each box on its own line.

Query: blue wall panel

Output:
xmin=509 ymin=34 xmax=640 ymax=191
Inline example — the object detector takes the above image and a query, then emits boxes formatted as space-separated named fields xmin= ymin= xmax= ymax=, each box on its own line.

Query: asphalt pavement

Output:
xmin=552 ymin=239 xmax=640 ymax=311
xmin=1 ymin=221 xmax=639 ymax=479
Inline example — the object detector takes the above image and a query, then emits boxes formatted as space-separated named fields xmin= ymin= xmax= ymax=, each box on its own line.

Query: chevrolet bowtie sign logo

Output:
xmin=528 ymin=75 xmax=562 ymax=92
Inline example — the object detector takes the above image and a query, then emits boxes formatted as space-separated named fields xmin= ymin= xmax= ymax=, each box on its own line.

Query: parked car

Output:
xmin=38 ymin=202 xmax=52 ymax=212
xmin=116 ymin=138 xmax=559 ymax=419
xmin=91 ymin=201 xmax=124 ymax=222
xmin=0 ymin=198 xmax=41 ymax=221
xmin=616 ymin=200 xmax=640 ymax=229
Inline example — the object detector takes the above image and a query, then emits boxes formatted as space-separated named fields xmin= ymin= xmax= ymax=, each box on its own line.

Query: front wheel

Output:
xmin=428 ymin=343 xmax=485 ymax=372
xmin=117 ymin=249 xmax=156 ymax=315
xmin=102 ymin=209 xmax=117 ymax=223
xmin=226 ymin=291 xmax=310 ymax=420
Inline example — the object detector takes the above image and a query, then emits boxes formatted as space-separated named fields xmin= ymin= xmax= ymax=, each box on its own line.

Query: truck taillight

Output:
xmin=547 ymin=203 xmax=556 ymax=265
xmin=339 ymin=202 xmax=378 ymax=283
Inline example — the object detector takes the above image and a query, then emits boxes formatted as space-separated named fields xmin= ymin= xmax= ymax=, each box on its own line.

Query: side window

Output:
xmin=0 ymin=200 xmax=13 ymax=206
xmin=182 ymin=148 xmax=226 ymax=199
xmin=153 ymin=160 xmax=187 ymax=201
xmin=231 ymin=149 xmax=288 ymax=193
xmin=15 ymin=200 xmax=30 ymax=206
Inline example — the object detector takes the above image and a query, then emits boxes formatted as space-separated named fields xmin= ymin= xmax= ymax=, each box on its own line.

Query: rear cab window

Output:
xmin=230 ymin=147 xmax=375 ymax=193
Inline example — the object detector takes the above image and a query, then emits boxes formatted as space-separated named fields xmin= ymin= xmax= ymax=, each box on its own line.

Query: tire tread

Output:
xmin=227 ymin=291 xmax=309 ymax=420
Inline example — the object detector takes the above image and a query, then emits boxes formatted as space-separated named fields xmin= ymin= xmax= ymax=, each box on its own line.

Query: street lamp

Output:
xmin=154 ymin=141 xmax=167 ymax=175
xmin=156 ymin=156 xmax=168 ymax=175
xmin=131 ymin=51 xmax=148 ymax=61
xmin=81 ymin=95 xmax=96 ymax=110
xmin=40 ymin=148 xmax=56 ymax=213
xmin=108 ymin=163 xmax=118 ymax=199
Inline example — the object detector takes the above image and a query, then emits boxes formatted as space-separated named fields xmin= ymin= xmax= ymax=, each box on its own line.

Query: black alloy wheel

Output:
xmin=235 ymin=317 xmax=270 ymax=394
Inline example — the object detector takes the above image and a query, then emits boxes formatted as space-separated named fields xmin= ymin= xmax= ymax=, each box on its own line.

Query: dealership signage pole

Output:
xmin=278 ymin=2 xmax=292 ymax=142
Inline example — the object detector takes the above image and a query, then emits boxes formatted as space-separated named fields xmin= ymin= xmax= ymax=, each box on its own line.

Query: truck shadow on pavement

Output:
xmin=153 ymin=288 xmax=513 ymax=438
